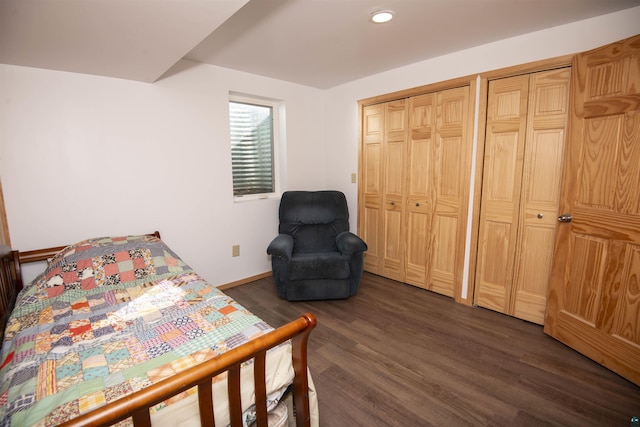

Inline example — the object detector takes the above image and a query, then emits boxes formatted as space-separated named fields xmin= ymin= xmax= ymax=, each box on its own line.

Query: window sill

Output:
xmin=233 ymin=193 xmax=280 ymax=203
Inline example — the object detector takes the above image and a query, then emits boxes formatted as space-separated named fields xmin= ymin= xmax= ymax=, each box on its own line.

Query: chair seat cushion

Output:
xmin=289 ymin=252 xmax=350 ymax=280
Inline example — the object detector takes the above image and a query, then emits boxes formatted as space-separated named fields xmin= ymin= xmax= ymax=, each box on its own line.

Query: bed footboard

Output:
xmin=57 ymin=313 xmax=317 ymax=427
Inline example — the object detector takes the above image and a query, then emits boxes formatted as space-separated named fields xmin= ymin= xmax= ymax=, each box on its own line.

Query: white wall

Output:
xmin=324 ymin=6 xmax=640 ymax=297
xmin=0 ymin=60 xmax=326 ymax=285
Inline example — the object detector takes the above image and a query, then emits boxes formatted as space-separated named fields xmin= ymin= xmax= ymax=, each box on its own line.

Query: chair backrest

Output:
xmin=278 ymin=191 xmax=350 ymax=254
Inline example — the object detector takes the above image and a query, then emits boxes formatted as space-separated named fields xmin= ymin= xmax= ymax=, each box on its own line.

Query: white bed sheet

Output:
xmin=151 ymin=341 xmax=319 ymax=427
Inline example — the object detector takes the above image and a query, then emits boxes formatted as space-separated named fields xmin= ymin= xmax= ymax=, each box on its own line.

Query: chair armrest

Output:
xmin=267 ymin=234 xmax=294 ymax=262
xmin=336 ymin=232 xmax=367 ymax=257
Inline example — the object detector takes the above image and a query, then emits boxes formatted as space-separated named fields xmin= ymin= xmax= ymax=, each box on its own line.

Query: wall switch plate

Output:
xmin=351 ymin=173 xmax=357 ymax=183
xmin=232 ymin=245 xmax=240 ymax=257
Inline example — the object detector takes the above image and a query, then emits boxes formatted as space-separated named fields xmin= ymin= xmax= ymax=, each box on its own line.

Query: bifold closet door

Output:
xmin=361 ymin=86 xmax=472 ymax=299
xmin=361 ymin=103 xmax=384 ymax=274
xmin=360 ymin=99 xmax=408 ymax=280
xmin=406 ymin=86 xmax=472 ymax=298
xmin=381 ymin=100 xmax=408 ymax=282
xmin=475 ymin=68 xmax=570 ymax=324
xmin=475 ymin=75 xmax=529 ymax=317
xmin=405 ymin=93 xmax=434 ymax=287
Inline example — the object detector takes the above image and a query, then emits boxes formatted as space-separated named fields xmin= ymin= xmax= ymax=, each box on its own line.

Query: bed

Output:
xmin=0 ymin=232 xmax=318 ymax=427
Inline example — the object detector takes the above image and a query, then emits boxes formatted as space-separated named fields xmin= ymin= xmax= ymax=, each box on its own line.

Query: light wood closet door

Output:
xmin=475 ymin=75 xmax=529 ymax=314
xmin=360 ymin=100 xmax=408 ymax=279
xmin=512 ymin=69 xmax=570 ymax=322
xmin=544 ymin=35 xmax=640 ymax=385
xmin=382 ymin=100 xmax=408 ymax=281
xmin=361 ymin=104 xmax=384 ymax=274
xmin=429 ymin=87 xmax=472 ymax=297
xmin=406 ymin=93 xmax=435 ymax=286
xmin=360 ymin=86 xmax=472 ymax=299
xmin=406 ymin=87 xmax=472 ymax=298
xmin=475 ymin=68 xmax=570 ymax=324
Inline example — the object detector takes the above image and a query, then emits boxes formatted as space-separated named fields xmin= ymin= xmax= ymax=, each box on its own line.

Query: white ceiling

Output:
xmin=0 ymin=0 xmax=250 ymax=82
xmin=1 ymin=0 xmax=639 ymax=89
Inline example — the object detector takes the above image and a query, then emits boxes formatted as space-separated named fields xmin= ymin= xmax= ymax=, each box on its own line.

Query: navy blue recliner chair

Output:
xmin=267 ymin=191 xmax=367 ymax=301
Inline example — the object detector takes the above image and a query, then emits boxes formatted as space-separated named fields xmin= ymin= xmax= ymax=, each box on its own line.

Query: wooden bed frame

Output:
xmin=0 ymin=232 xmax=316 ymax=427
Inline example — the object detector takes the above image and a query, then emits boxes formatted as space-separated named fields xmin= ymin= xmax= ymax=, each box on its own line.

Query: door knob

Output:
xmin=558 ymin=214 xmax=573 ymax=223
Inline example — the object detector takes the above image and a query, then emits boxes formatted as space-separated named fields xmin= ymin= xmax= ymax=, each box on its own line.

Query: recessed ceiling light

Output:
xmin=370 ymin=10 xmax=394 ymax=24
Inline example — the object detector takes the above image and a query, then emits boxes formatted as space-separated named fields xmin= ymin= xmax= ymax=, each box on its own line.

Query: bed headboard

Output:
xmin=0 ymin=245 xmax=23 ymax=342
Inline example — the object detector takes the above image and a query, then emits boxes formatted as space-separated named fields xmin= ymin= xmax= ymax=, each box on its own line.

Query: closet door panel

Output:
xmin=361 ymin=104 xmax=384 ymax=273
xmin=428 ymin=87 xmax=471 ymax=297
xmin=383 ymin=205 xmax=404 ymax=280
xmin=430 ymin=214 xmax=458 ymax=296
xmin=406 ymin=94 xmax=435 ymax=287
xmin=475 ymin=75 xmax=530 ymax=312
xmin=512 ymin=68 xmax=571 ymax=323
xmin=362 ymin=206 xmax=381 ymax=272
xmin=382 ymin=100 xmax=408 ymax=281
xmin=384 ymin=139 xmax=404 ymax=196
xmin=477 ymin=220 xmax=514 ymax=310
xmin=512 ymin=225 xmax=557 ymax=321
xmin=476 ymin=131 xmax=521 ymax=309
xmin=406 ymin=207 xmax=430 ymax=286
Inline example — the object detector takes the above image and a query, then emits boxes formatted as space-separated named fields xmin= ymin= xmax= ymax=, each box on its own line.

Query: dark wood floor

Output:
xmin=225 ymin=273 xmax=640 ymax=427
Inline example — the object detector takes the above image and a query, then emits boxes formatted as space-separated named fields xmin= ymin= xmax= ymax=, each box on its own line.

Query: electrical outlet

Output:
xmin=232 ymin=245 xmax=240 ymax=257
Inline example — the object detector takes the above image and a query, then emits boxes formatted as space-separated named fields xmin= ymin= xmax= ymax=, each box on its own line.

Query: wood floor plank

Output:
xmin=225 ymin=273 xmax=640 ymax=426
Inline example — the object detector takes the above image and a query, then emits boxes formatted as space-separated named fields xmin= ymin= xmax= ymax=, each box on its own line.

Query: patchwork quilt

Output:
xmin=0 ymin=235 xmax=275 ymax=427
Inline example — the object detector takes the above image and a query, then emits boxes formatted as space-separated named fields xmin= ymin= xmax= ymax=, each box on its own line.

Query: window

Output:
xmin=229 ymin=95 xmax=280 ymax=198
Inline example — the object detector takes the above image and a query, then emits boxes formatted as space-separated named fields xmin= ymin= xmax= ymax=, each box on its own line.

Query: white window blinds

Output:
xmin=229 ymin=101 xmax=275 ymax=196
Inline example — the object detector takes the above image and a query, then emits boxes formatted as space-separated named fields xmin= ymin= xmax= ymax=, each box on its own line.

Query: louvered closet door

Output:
xmin=475 ymin=69 xmax=570 ymax=324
